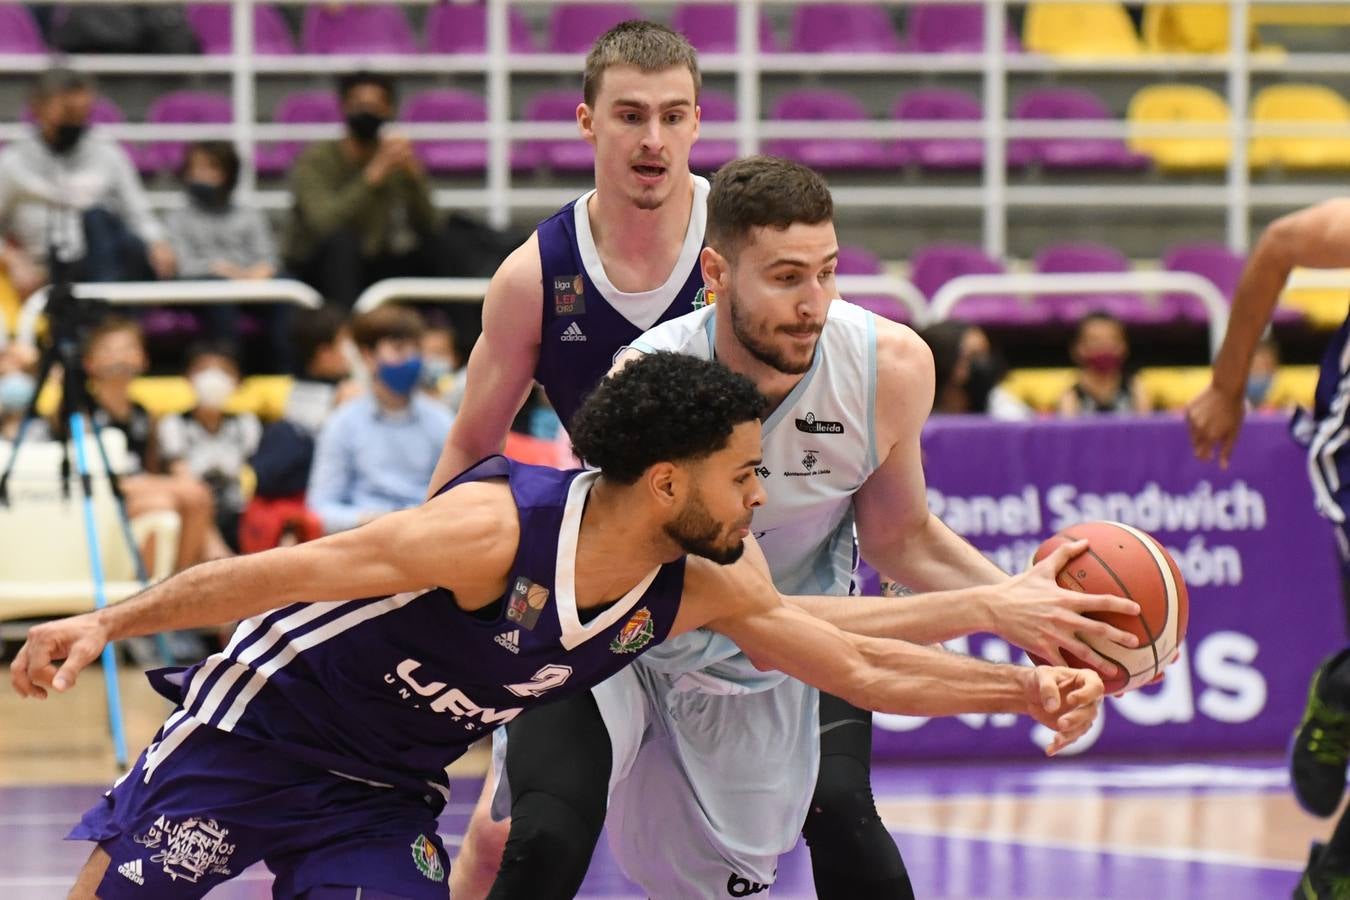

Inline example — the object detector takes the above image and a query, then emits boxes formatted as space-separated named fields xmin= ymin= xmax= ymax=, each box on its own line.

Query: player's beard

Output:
xmin=664 ymin=488 xmax=745 ymax=565
xmin=727 ymin=286 xmax=819 ymax=376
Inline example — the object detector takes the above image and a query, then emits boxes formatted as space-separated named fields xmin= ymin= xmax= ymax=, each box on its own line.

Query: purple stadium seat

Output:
xmin=837 ymin=245 xmax=910 ymax=323
xmin=689 ymin=90 xmax=737 ymax=172
xmin=893 ymin=89 xmax=1031 ymax=171
xmin=904 ymin=3 xmax=1021 ymax=53
xmin=1013 ymin=88 xmax=1149 ymax=171
xmin=143 ymin=91 xmax=233 ymax=173
xmin=910 ymin=243 xmax=1052 ymax=327
xmin=0 ymin=6 xmax=46 ymax=53
xmin=522 ymin=91 xmax=589 ymax=172
xmin=672 ymin=3 xmax=778 ymax=53
xmin=255 ymin=91 xmax=340 ymax=177
xmin=1161 ymin=242 xmax=1303 ymax=327
xmin=766 ymin=89 xmax=892 ymax=171
xmin=424 ymin=2 xmax=536 ymax=53
xmin=790 ymin=3 xmax=901 ymax=52
xmin=187 ymin=4 xmax=295 ymax=55
xmin=1034 ymin=242 xmax=1171 ymax=325
xmin=405 ymin=89 xmax=488 ymax=175
xmin=548 ymin=3 xmax=643 ymax=53
xmin=301 ymin=4 xmax=417 ymax=54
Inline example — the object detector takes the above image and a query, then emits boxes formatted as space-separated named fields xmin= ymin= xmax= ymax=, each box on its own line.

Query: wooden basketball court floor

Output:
xmin=0 ymin=667 xmax=1330 ymax=899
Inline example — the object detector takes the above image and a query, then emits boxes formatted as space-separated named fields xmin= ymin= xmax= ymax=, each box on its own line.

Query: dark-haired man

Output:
xmin=284 ymin=70 xmax=442 ymax=309
xmin=12 ymin=351 xmax=1105 ymax=900
xmin=473 ymin=157 xmax=1136 ymax=900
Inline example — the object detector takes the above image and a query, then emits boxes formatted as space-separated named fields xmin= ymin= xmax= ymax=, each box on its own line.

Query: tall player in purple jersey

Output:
xmin=12 ymin=352 xmax=1106 ymax=900
xmin=1185 ymin=198 xmax=1350 ymax=899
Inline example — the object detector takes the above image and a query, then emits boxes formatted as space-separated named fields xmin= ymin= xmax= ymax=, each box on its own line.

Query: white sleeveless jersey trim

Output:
xmin=572 ymin=175 xmax=709 ymax=334
xmin=629 ymin=300 xmax=882 ymax=692
xmin=555 ymin=469 xmax=661 ymax=650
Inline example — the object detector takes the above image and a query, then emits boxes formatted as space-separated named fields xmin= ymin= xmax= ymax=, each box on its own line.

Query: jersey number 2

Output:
xmin=505 ymin=664 xmax=573 ymax=698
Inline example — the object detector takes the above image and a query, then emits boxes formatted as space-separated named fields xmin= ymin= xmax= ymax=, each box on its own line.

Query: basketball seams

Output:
xmin=1106 ymin=520 xmax=1181 ymax=684
xmin=1062 ymin=527 xmax=1161 ymax=679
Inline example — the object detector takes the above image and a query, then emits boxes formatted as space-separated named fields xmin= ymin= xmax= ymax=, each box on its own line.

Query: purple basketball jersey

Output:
xmin=534 ymin=178 xmax=710 ymax=425
xmin=147 ymin=456 xmax=687 ymax=795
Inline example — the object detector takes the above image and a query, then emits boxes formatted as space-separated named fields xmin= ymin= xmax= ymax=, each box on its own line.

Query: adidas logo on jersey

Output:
xmin=560 ymin=322 xmax=587 ymax=342
xmin=494 ymin=630 xmax=521 ymax=654
xmin=118 ymin=859 xmax=145 ymax=885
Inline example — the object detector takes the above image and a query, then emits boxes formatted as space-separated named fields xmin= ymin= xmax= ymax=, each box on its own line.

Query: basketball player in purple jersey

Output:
xmin=1186 ymin=198 xmax=1350 ymax=899
xmin=13 ymin=352 xmax=1106 ymax=900
xmin=425 ymin=21 xmax=710 ymax=493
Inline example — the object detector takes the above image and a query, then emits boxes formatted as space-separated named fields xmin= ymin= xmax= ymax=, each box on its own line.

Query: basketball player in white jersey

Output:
xmin=469 ymin=158 xmax=1137 ymax=900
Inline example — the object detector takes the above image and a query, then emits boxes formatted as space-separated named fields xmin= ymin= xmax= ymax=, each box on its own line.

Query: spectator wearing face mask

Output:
xmin=1058 ymin=311 xmax=1153 ymax=416
xmin=0 ymin=342 xmax=50 ymax=442
xmin=921 ymin=320 xmax=1032 ymax=421
xmin=157 ymin=342 xmax=262 ymax=552
xmin=418 ymin=319 xmax=464 ymax=411
xmin=283 ymin=71 xmax=444 ymax=310
xmin=166 ymin=140 xmax=290 ymax=368
xmin=82 ymin=316 xmax=226 ymax=570
xmin=0 ymin=68 xmax=174 ymax=298
xmin=1244 ymin=336 xmax=1289 ymax=412
xmin=307 ymin=305 xmax=452 ymax=533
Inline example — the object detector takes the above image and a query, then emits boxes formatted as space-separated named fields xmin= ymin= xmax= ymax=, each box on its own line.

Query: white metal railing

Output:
xmin=14 ymin=279 xmax=322 ymax=347
xmin=5 ymin=0 xmax=1350 ymax=243
xmin=928 ymin=271 xmax=1232 ymax=357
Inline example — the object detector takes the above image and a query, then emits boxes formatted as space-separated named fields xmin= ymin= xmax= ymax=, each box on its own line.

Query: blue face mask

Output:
xmin=377 ymin=357 xmax=423 ymax=396
xmin=1246 ymin=375 xmax=1273 ymax=407
xmin=0 ymin=372 xmax=35 ymax=412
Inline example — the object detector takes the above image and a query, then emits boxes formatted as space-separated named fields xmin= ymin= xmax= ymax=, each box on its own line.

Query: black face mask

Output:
xmin=963 ymin=354 xmax=1005 ymax=413
xmin=48 ymin=121 xmax=87 ymax=155
xmin=346 ymin=111 xmax=386 ymax=144
xmin=186 ymin=181 xmax=228 ymax=209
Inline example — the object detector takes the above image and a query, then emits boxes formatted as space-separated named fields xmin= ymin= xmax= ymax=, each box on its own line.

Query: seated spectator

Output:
xmin=921 ymin=319 xmax=1032 ymax=421
xmin=1245 ymin=336 xmax=1286 ymax=412
xmin=0 ymin=342 xmax=50 ymax=442
xmin=0 ymin=68 xmax=174 ymax=298
xmin=419 ymin=318 xmax=464 ymax=411
xmin=284 ymin=71 xmax=445 ymax=309
xmin=1058 ymin=311 xmax=1152 ymax=416
xmin=166 ymin=141 xmax=290 ymax=367
xmin=83 ymin=316 xmax=226 ymax=569
xmin=241 ymin=306 xmax=354 ymax=552
xmin=307 ymin=305 xmax=452 ymax=532
xmin=157 ymin=341 xmax=262 ymax=552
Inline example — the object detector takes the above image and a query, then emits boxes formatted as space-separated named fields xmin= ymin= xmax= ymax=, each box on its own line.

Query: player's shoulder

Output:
xmin=677 ymin=541 xmax=780 ymax=628
xmin=423 ymin=476 xmax=522 ymax=559
xmin=632 ymin=304 xmax=715 ymax=356
xmin=490 ymin=231 xmax=542 ymax=295
xmin=870 ymin=315 xmax=933 ymax=391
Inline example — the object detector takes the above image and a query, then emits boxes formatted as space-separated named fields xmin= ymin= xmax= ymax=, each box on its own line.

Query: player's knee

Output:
xmin=804 ymin=753 xmax=880 ymax=838
xmin=489 ymin=791 xmax=599 ymax=900
xmin=457 ymin=806 xmax=510 ymax=881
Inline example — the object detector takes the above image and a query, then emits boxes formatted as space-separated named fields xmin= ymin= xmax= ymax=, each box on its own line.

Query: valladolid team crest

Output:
xmin=411 ymin=834 xmax=444 ymax=882
xmin=610 ymin=607 xmax=655 ymax=654
xmin=692 ymin=286 xmax=716 ymax=309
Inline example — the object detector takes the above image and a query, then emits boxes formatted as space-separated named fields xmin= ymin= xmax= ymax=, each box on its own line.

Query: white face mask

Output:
xmin=190 ymin=367 xmax=236 ymax=409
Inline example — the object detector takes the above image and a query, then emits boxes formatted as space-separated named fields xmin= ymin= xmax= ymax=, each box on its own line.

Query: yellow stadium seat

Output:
xmin=1024 ymin=2 xmax=1142 ymax=56
xmin=1250 ymin=84 xmax=1350 ymax=170
xmin=1137 ymin=367 xmax=1212 ymax=409
xmin=1002 ymin=368 xmax=1076 ymax=413
xmin=1128 ymin=84 xmax=1231 ymax=171
xmin=0 ymin=269 xmax=20 ymax=336
xmin=1142 ymin=3 xmax=1274 ymax=53
xmin=1252 ymin=4 xmax=1350 ymax=26
xmin=1001 ymin=366 xmax=1320 ymax=413
xmin=1282 ymin=269 xmax=1350 ymax=329
xmin=38 ymin=375 xmax=296 ymax=421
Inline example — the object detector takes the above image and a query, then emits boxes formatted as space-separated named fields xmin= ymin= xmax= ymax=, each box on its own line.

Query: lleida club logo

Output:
xmin=610 ymin=607 xmax=655 ymax=654
xmin=506 ymin=576 xmax=550 ymax=630
xmin=754 ymin=465 xmax=771 ymax=479
xmin=692 ymin=286 xmax=717 ymax=309
xmin=411 ymin=834 xmax=445 ymax=882
xmin=795 ymin=411 xmax=844 ymax=435
xmin=132 ymin=815 xmax=236 ymax=883
xmin=554 ymin=274 xmax=586 ymax=316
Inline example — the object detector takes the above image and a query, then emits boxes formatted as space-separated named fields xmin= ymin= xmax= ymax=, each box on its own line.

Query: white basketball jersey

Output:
xmin=628 ymin=299 xmax=881 ymax=693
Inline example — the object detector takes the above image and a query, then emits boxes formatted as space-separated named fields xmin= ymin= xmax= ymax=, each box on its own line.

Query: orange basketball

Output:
xmin=1029 ymin=520 xmax=1189 ymax=694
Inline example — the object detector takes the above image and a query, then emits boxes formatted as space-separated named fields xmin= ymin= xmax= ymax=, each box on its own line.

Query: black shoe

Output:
xmin=1295 ymin=842 xmax=1350 ymax=899
xmin=1292 ymin=657 xmax=1350 ymax=817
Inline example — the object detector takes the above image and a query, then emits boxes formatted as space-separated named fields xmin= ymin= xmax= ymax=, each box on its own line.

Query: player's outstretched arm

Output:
xmin=786 ymin=539 xmax=1140 ymax=676
xmin=10 ymin=482 xmax=518 ymax=700
xmin=426 ymin=234 xmax=544 ymax=496
xmin=683 ymin=555 xmax=1104 ymax=756
xmin=1189 ymin=198 xmax=1350 ymax=467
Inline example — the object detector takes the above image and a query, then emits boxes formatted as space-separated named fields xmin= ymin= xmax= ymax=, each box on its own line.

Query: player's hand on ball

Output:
xmin=1185 ymin=384 xmax=1245 ymax=469
xmin=991 ymin=539 xmax=1141 ymax=677
xmin=1023 ymin=665 xmax=1104 ymax=757
xmin=9 ymin=612 xmax=110 ymax=700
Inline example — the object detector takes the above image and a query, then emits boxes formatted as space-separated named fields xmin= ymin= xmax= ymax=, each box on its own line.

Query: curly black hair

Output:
xmin=570 ymin=352 xmax=767 ymax=484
